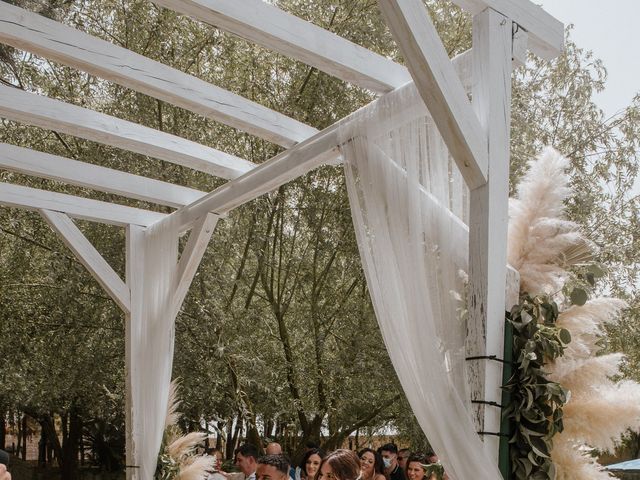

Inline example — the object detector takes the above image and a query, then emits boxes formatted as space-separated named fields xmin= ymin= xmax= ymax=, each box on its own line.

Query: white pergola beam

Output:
xmin=0 ymin=2 xmax=317 ymax=147
xmin=172 ymin=213 xmax=218 ymax=318
xmin=152 ymin=0 xmax=412 ymax=94
xmin=0 ymin=143 xmax=207 ymax=208
xmin=378 ymin=0 xmax=489 ymax=189
xmin=173 ymin=125 xmax=341 ymax=230
xmin=0 ymin=86 xmax=255 ymax=179
xmin=0 ymin=182 xmax=166 ymax=226
xmin=450 ymin=0 xmax=564 ymax=60
xmin=170 ymin=48 xmax=475 ymax=230
xmin=40 ymin=209 xmax=130 ymax=313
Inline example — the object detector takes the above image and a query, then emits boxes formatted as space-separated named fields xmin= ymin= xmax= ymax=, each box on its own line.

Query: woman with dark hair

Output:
xmin=358 ymin=448 xmax=385 ymax=480
xmin=299 ymin=448 xmax=326 ymax=480
xmin=318 ymin=449 xmax=361 ymax=480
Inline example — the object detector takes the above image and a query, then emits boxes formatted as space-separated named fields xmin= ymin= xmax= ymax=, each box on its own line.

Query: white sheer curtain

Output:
xmin=340 ymin=82 xmax=503 ymax=480
xmin=130 ymin=215 xmax=180 ymax=479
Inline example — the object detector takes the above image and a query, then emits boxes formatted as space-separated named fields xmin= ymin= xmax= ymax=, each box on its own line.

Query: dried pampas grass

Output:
xmin=508 ymin=147 xmax=640 ymax=478
xmin=167 ymin=432 xmax=208 ymax=461
xmin=157 ymin=379 xmax=215 ymax=480
xmin=552 ymin=440 xmax=612 ymax=480
xmin=165 ymin=379 xmax=182 ymax=430
xmin=507 ymin=147 xmax=583 ymax=295
xmin=176 ymin=455 xmax=217 ymax=480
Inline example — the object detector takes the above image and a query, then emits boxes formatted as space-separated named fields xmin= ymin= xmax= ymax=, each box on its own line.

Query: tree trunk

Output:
xmin=60 ymin=408 xmax=81 ymax=480
xmin=0 ymin=411 xmax=5 ymax=450
xmin=15 ymin=416 xmax=21 ymax=458
xmin=264 ymin=418 xmax=274 ymax=439
xmin=225 ymin=418 xmax=235 ymax=460
xmin=21 ymin=414 xmax=27 ymax=460
xmin=38 ymin=424 xmax=47 ymax=467
xmin=39 ymin=414 xmax=63 ymax=468
xmin=231 ymin=418 xmax=243 ymax=451
xmin=215 ymin=422 xmax=224 ymax=452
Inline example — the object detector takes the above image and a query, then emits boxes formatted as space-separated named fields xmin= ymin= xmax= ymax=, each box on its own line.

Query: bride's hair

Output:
xmin=319 ymin=449 xmax=361 ymax=480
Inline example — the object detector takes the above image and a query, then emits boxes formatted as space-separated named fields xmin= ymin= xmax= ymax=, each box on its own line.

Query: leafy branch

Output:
xmin=503 ymin=294 xmax=571 ymax=480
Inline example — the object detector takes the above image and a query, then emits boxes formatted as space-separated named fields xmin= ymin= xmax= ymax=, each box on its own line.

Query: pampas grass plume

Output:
xmin=177 ymin=454 xmax=216 ymax=480
xmin=165 ymin=379 xmax=182 ymax=429
xmin=508 ymin=147 xmax=640 ymax=479
xmin=167 ymin=431 xmax=207 ymax=460
xmin=507 ymin=147 xmax=581 ymax=295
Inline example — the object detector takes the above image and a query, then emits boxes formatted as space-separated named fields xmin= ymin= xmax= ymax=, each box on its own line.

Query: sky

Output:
xmin=537 ymin=0 xmax=639 ymax=118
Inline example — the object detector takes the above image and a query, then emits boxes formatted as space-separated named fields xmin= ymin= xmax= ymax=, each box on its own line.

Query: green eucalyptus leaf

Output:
xmin=570 ymin=287 xmax=588 ymax=306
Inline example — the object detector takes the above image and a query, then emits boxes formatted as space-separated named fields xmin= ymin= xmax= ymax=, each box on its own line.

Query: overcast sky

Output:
xmin=537 ymin=0 xmax=639 ymax=118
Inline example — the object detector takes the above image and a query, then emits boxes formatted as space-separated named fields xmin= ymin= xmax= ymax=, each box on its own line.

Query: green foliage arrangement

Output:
xmin=503 ymin=294 xmax=571 ymax=480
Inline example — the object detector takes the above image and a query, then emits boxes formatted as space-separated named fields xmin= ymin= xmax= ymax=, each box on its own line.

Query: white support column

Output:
xmin=125 ymin=224 xmax=144 ymax=480
xmin=466 ymin=7 xmax=513 ymax=462
xmin=124 ymin=215 xmax=219 ymax=480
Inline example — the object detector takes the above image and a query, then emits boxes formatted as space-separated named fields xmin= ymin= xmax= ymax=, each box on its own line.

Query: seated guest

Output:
xmin=235 ymin=444 xmax=261 ymax=480
xmin=358 ymin=448 xmax=386 ymax=480
xmin=318 ymin=449 xmax=361 ymax=480
xmin=378 ymin=444 xmax=403 ymax=480
xmin=257 ymin=455 xmax=291 ymax=480
xmin=299 ymin=448 xmax=325 ymax=480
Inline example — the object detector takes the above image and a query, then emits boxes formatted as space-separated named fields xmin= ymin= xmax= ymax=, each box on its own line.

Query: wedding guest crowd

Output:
xmin=209 ymin=442 xmax=449 ymax=480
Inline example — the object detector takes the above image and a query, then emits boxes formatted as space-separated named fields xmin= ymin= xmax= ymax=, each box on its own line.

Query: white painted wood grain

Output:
xmin=40 ymin=209 xmax=130 ymax=313
xmin=172 ymin=213 xmax=218 ymax=317
xmin=0 ymin=143 xmax=207 ymax=207
xmin=0 ymin=182 xmax=166 ymax=226
xmin=124 ymin=224 xmax=144 ymax=480
xmin=152 ymin=0 xmax=412 ymax=93
xmin=466 ymin=7 xmax=512 ymax=461
xmin=0 ymin=2 xmax=317 ymax=147
xmin=169 ymin=47 xmax=473 ymax=231
xmin=0 ymin=85 xmax=255 ymax=179
xmin=378 ymin=0 xmax=489 ymax=189
xmin=449 ymin=0 xmax=564 ymax=60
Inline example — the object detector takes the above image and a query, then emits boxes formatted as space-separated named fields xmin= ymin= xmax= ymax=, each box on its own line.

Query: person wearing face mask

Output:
xmin=377 ymin=444 xmax=403 ymax=480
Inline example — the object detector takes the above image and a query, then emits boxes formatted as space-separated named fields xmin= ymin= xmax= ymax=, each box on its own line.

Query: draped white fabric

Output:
xmin=340 ymin=83 xmax=503 ymax=480
xmin=130 ymin=215 xmax=180 ymax=479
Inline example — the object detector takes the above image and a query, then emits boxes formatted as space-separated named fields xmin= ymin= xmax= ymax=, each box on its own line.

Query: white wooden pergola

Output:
xmin=0 ymin=0 xmax=563 ymax=477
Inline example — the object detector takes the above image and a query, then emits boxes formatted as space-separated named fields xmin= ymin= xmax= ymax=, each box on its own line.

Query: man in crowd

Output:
xmin=256 ymin=455 xmax=291 ymax=480
xmin=397 ymin=449 xmax=410 ymax=473
xmin=235 ymin=444 xmax=261 ymax=480
xmin=378 ymin=444 xmax=404 ymax=480
xmin=265 ymin=442 xmax=295 ymax=479
xmin=265 ymin=442 xmax=283 ymax=455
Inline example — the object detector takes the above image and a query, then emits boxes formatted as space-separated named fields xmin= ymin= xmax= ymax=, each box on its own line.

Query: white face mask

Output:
xmin=382 ymin=458 xmax=392 ymax=469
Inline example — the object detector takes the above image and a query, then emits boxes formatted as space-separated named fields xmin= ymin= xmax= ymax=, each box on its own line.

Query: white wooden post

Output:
xmin=466 ymin=7 xmax=513 ymax=461
xmin=35 ymin=214 xmax=219 ymax=480
xmin=125 ymin=224 xmax=145 ymax=480
xmin=123 ymin=215 xmax=218 ymax=479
